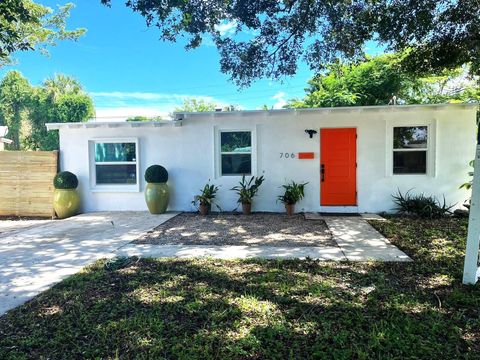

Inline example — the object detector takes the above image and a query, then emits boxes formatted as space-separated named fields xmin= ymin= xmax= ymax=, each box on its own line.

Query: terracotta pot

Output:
xmin=145 ymin=183 xmax=169 ymax=214
xmin=285 ymin=203 xmax=295 ymax=216
xmin=53 ymin=189 xmax=80 ymax=219
xmin=242 ymin=202 xmax=252 ymax=215
xmin=199 ymin=203 xmax=210 ymax=215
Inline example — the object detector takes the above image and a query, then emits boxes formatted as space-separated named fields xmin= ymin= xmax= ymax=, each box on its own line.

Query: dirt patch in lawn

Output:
xmin=134 ymin=212 xmax=334 ymax=247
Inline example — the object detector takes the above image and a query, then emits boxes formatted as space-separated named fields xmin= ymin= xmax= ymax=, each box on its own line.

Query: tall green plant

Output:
xmin=0 ymin=71 xmax=94 ymax=151
xmin=277 ymin=181 xmax=308 ymax=205
xmin=231 ymin=175 xmax=264 ymax=205
xmin=286 ymin=55 xmax=479 ymax=109
xmin=192 ymin=182 xmax=221 ymax=211
xmin=0 ymin=71 xmax=31 ymax=149
xmin=29 ymin=84 xmax=94 ymax=150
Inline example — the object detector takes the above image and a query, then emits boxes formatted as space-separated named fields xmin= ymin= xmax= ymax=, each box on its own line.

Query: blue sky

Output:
xmin=1 ymin=1 xmax=383 ymax=119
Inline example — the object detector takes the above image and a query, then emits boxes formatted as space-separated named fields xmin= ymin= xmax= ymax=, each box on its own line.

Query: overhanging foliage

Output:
xmin=101 ymin=0 xmax=480 ymax=86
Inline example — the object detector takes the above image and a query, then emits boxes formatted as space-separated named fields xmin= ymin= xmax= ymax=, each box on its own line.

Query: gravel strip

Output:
xmin=134 ymin=212 xmax=335 ymax=247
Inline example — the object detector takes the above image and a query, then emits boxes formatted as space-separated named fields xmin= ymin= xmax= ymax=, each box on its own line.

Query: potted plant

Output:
xmin=192 ymin=182 xmax=220 ymax=215
xmin=231 ymin=175 xmax=265 ymax=215
xmin=277 ymin=181 xmax=308 ymax=216
xmin=144 ymin=165 xmax=169 ymax=214
xmin=53 ymin=171 xmax=80 ymax=219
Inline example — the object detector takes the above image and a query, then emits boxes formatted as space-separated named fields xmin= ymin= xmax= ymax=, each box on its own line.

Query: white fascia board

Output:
xmin=46 ymin=120 xmax=182 ymax=131
xmin=174 ymin=102 xmax=478 ymax=118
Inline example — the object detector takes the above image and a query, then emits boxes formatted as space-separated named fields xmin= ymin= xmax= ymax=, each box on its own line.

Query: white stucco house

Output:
xmin=46 ymin=103 xmax=477 ymax=214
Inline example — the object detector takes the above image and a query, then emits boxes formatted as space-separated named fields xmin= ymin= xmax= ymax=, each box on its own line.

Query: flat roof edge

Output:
xmin=174 ymin=102 xmax=478 ymax=117
xmin=46 ymin=120 xmax=182 ymax=130
xmin=46 ymin=103 xmax=478 ymax=130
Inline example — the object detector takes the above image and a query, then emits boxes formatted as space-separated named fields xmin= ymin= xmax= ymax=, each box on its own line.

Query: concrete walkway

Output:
xmin=323 ymin=217 xmax=411 ymax=262
xmin=0 ymin=212 xmax=177 ymax=314
xmin=116 ymin=244 xmax=345 ymax=260
xmin=117 ymin=214 xmax=410 ymax=262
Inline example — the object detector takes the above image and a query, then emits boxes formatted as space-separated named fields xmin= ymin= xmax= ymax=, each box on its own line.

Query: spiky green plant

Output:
xmin=392 ymin=189 xmax=454 ymax=219
xmin=192 ymin=182 xmax=221 ymax=211
xmin=277 ymin=181 xmax=308 ymax=205
xmin=231 ymin=175 xmax=265 ymax=204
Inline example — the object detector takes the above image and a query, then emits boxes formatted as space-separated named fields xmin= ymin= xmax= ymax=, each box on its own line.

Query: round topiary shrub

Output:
xmin=145 ymin=165 xmax=168 ymax=183
xmin=54 ymin=171 xmax=79 ymax=190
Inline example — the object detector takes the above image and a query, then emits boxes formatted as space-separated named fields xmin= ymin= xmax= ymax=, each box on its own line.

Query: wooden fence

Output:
xmin=0 ymin=151 xmax=58 ymax=217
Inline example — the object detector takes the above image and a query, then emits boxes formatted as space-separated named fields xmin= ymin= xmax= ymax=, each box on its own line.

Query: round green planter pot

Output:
xmin=145 ymin=183 xmax=169 ymax=214
xmin=53 ymin=189 xmax=80 ymax=219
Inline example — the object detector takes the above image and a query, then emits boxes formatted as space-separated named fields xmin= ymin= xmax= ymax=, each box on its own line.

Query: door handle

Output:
xmin=321 ymin=164 xmax=325 ymax=182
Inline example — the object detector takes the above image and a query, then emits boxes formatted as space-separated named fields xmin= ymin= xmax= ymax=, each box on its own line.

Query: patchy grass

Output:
xmin=1 ymin=217 xmax=479 ymax=359
xmin=370 ymin=216 xmax=471 ymax=277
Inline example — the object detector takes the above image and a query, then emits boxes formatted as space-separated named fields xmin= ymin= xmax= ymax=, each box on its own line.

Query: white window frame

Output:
xmin=386 ymin=120 xmax=436 ymax=177
xmin=214 ymin=127 xmax=257 ymax=178
xmin=88 ymin=137 xmax=140 ymax=192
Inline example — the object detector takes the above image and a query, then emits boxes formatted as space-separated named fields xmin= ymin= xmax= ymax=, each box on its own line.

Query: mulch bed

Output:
xmin=134 ymin=212 xmax=335 ymax=247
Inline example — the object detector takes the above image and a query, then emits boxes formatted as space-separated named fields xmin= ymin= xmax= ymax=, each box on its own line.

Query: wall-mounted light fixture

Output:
xmin=305 ymin=129 xmax=318 ymax=138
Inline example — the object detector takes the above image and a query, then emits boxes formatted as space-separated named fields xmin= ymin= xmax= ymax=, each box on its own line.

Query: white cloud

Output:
xmin=202 ymin=20 xmax=257 ymax=47
xmin=272 ymin=91 xmax=287 ymax=109
xmin=91 ymin=91 xmax=165 ymax=100
xmin=90 ymin=91 xmax=229 ymax=121
xmin=91 ymin=91 xmax=217 ymax=102
xmin=94 ymin=107 xmax=171 ymax=121
xmin=214 ymin=20 xmax=238 ymax=36
xmin=201 ymin=36 xmax=216 ymax=47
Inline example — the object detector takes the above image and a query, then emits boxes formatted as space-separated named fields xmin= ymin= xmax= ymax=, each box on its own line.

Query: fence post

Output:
xmin=463 ymin=140 xmax=480 ymax=284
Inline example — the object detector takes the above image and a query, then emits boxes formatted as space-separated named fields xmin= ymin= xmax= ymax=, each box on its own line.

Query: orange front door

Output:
xmin=320 ymin=128 xmax=357 ymax=206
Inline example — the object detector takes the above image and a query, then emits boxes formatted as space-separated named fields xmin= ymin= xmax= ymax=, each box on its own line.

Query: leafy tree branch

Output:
xmin=101 ymin=0 xmax=480 ymax=86
xmin=0 ymin=1 xmax=86 ymax=67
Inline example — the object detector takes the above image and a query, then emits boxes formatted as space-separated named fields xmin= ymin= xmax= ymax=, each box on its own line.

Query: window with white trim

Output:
xmin=220 ymin=131 xmax=252 ymax=176
xmin=90 ymin=139 xmax=139 ymax=191
xmin=393 ymin=126 xmax=428 ymax=174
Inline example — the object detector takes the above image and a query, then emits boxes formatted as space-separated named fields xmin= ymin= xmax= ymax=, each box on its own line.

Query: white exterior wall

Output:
xmin=57 ymin=105 xmax=477 ymax=213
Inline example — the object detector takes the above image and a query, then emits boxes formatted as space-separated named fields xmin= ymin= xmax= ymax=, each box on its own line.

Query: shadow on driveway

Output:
xmin=0 ymin=211 xmax=177 ymax=314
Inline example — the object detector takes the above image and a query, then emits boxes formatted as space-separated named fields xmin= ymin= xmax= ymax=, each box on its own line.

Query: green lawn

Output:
xmin=1 ymin=217 xmax=479 ymax=359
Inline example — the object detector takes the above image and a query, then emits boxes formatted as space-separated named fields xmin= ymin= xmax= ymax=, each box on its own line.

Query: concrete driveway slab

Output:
xmin=0 ymin=211 xmax=177 ymax=315
xmin=0 ymin=219 xmax=53 ymax=237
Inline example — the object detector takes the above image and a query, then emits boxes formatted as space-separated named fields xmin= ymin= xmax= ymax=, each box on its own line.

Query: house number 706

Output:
xmin=280 ymin=153 xmax=296 ymax=159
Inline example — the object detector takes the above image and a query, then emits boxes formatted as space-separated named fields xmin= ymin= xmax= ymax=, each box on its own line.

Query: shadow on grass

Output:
xmin=1 ymin=256 xmax=479 ymax=359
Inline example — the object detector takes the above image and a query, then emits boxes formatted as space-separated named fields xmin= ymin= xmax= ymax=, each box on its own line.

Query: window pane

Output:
xmin=96 ymin=164 xmax=137 ymax=184
xmin=95 ymin=143 xmax=136 ymax=162
xmin=221 ymin=154 xmax=251 ymax=175
xmin=221 ymin=132 xmax=251 ymax=152
xmin=393 ymin=127 xmax=427 ymax=149
xmin=393 ymin=151 xmax=427 ymax=174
